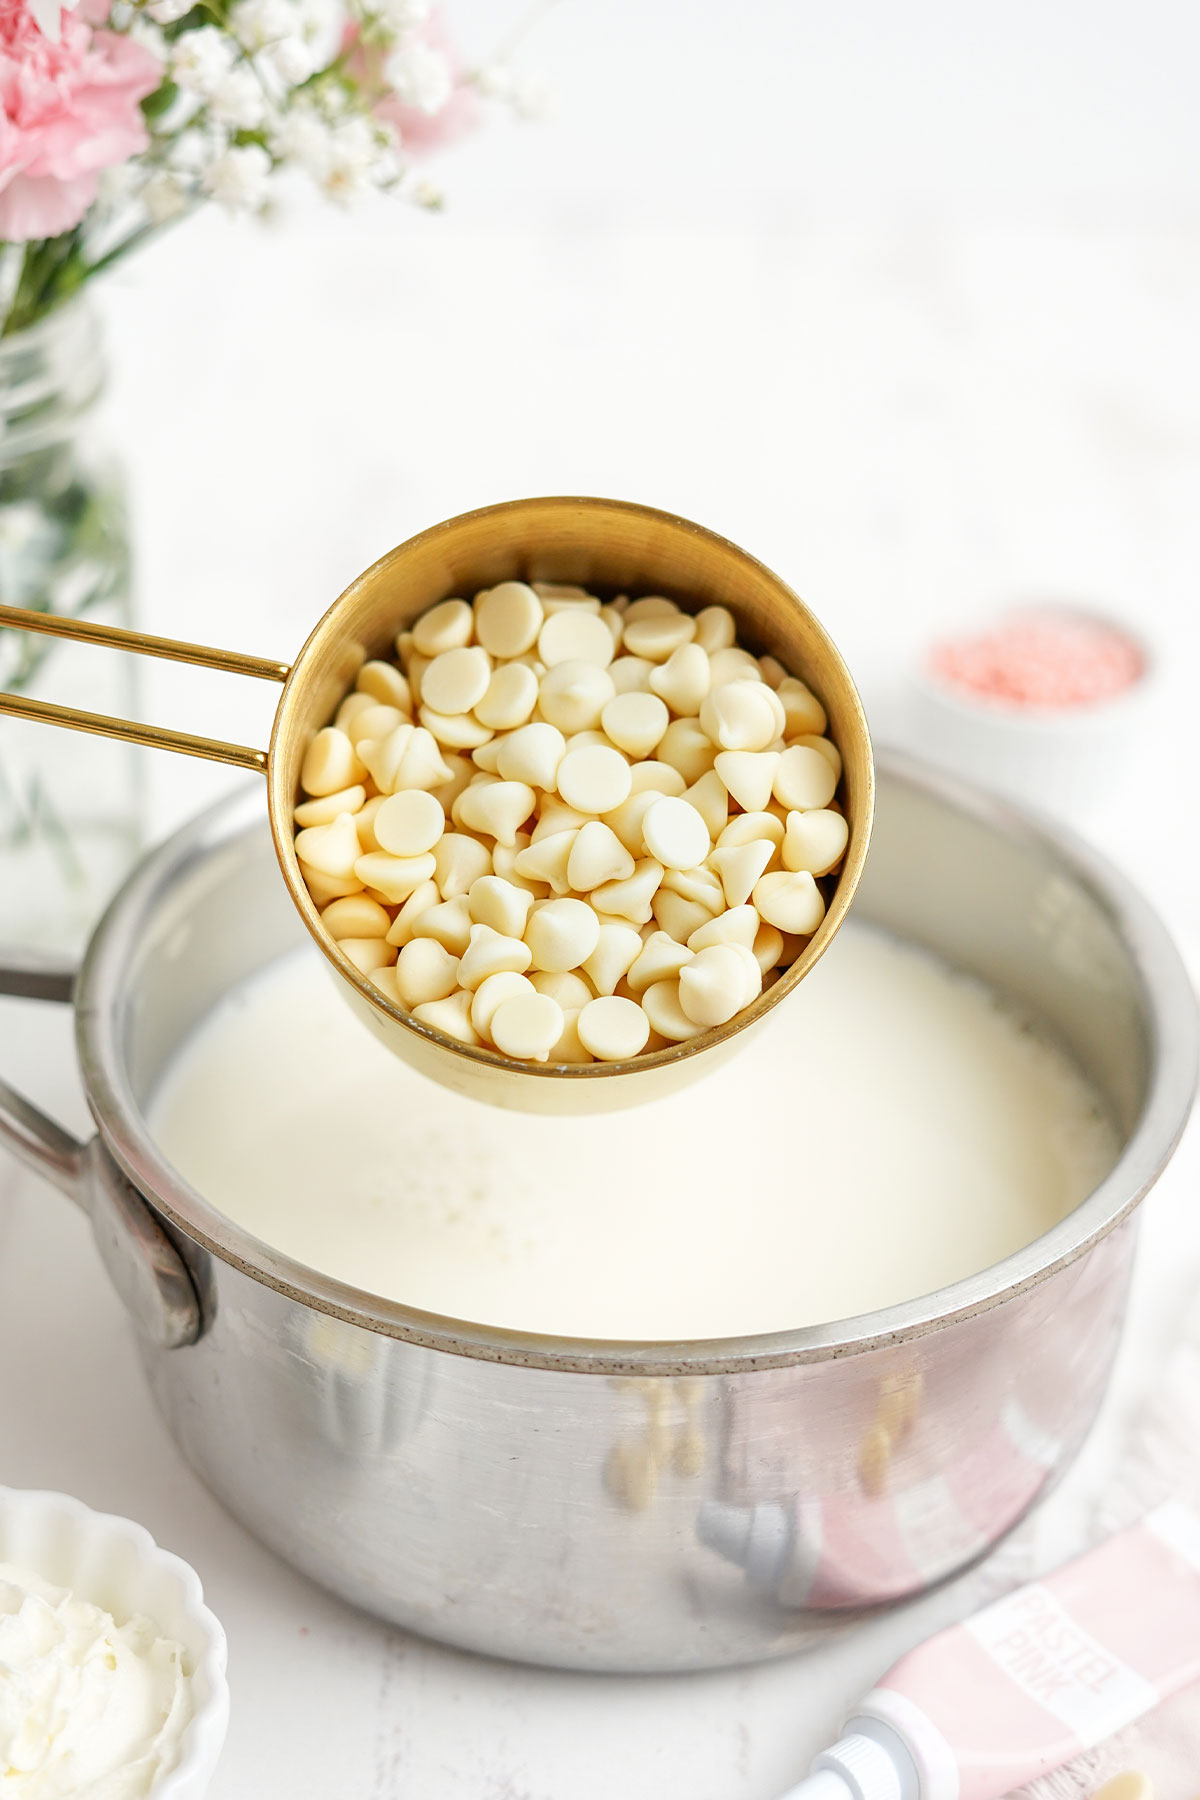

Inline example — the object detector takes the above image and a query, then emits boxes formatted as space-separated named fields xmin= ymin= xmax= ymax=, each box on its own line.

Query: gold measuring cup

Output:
xmin=0 ymin=496 xmax=874 ymax=1113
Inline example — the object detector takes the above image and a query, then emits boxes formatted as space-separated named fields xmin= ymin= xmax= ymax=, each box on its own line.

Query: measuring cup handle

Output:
xmin=0 ymin=603 xmax=289 ymax=772
xmin=0 ymin=951 xmax=201 ymax=1349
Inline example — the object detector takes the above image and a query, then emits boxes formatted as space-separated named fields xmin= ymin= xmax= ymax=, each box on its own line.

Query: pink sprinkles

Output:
xmin=929 ymin=610 xmax=1144 ymax=711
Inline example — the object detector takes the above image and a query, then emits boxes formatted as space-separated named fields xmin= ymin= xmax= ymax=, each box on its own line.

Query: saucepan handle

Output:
xmin=0 ymin=951 xmax=202 ymax=1349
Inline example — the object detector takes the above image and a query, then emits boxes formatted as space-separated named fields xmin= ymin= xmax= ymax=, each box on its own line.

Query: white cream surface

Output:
xmin=0 ymin=1563 xmax=191 ymax=1800
xmin=147 ymin=925 xmax=1120 ymax=1341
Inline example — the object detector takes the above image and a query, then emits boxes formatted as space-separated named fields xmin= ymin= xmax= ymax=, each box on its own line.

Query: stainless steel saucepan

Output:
xmin=0 ymin=753 xmax=1194 ymax=1671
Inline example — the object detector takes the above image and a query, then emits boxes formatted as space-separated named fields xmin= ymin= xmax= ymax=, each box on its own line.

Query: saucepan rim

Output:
xmin=74 ymin=751 xmax=1198 ymax=1376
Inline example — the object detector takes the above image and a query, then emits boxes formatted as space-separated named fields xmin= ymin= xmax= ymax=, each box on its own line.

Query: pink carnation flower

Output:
xmin=0 ymin=0 xmax=162 ymax=243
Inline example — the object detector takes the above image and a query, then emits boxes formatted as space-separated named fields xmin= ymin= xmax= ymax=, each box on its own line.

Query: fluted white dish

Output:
xmin=0 ymin=1484 xmax=229 ymax=1798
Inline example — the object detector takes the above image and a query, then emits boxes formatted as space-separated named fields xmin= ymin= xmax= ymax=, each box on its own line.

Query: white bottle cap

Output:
xmin=778 ymin=1733 xmax=907 ymax=1800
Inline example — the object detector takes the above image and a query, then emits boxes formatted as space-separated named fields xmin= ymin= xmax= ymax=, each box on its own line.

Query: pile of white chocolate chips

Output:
xmin=292 ymin=582 xmax=847 ymax=1064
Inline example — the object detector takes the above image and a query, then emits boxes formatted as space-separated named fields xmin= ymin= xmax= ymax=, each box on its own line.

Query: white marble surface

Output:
xmin=3 ymin=6 xmax=1200 ymax=1793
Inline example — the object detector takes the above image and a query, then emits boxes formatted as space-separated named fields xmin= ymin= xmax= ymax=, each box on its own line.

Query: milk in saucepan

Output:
xmin=147 ymin=924 xmax=1119 ymax=1340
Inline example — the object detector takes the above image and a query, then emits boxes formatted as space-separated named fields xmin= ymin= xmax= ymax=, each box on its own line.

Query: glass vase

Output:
xmin=0 ymin=300 xmax=142 ymax=951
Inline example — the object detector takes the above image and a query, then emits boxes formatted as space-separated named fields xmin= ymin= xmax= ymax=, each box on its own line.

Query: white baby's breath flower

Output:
xmin=142 ymin=169 xmax=192 ymax=223
xmin=171 ymin=27 xmax=237 ymax=97
xmin=363 ymin=0 xmax=431 ymax=31
xmin=473 ymin=63 xmax=512 ymax=101
xmin=229 ymin=0 xmax=294 ymax=48
xmin=145 ymin=0 xmax=194 ymax=22
xmin=511 ymin=75 xmax=549 ymax=122
xmin=203 ymin=142 xmax=272 ymax=212
xmin=322 ymin=115 xmax=381 ymax=202
xmin=209 ymin=64 xmax=267 ymax=129
xmin=384 ymin=39 xmax=452 ymax=115
xmin=270 ymin=105 xmax=332 ymax=177
xmin=262 ymin=34 xmax=317 ymax=86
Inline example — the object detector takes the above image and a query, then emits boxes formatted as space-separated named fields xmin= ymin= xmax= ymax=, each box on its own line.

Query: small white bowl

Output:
xmin=0 ymin=1485 xmax=229 ymax=1799
xmin=906 ymin=607 xmax=1157 ymax=825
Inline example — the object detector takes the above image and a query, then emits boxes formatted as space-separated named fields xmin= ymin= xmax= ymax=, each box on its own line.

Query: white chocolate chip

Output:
xmin=526 ymin=896 xmax=602 ymax=972
xmin=759 ymin=654 xmax=787 ymax=688
xmin=454 ymin=780 xmax=536 ymax=847
xmin=777 ymin=676 xmax=827 ymax=737
xmin=394 ymin=938 xmax=460 ymax=1008
xmin=582 ymin=921 xmax=643 ymax=996
xmin=301 ymin=728 xmax=365 ymax=798
xmin=531 ymin=969 xmax=594 ymax=1008
xmin=354 ymin=850 xmax=438 ymax=904
xmin=475 ymin=660 xmax=540 ymax=730
xmin=339 ymin=938 xmax=397 ymax=977
xmin=641 ymin=978 xmax=703 ymax=1041
xmin=295 ymin=811 xmax=363 ymax=878
xmin=753 ymin=869 xmax=827 ymax=935
xmin=600 ymin=603 xmax=625 ymax=649
xmin=649 ymin=642 xmax=711 ymax=715
xmin=678 ymin=944 xmax=750 ymax=1028
xmin=385 ymin=879 xmax=440 ymax=946
xmin=345 ymin=702 xmax=407 ymax=748
xmin=783 ymin=807 xmax=848 ymax=876
xmin=622 ymin=612 xmax=697 ymax=662
xmin=513 ymin=829 xmax=578 ymax=893
xmin=709 ymin=837 xmax=776 ymax=908
xmin=577 ymin=995 xmax=650 ymax=1061
xmin=411 ymin=894 xmax=474 ymax=956
xmin=652 ymin=888 xmax=713 ymax=943
xmin=412 ymin=989 xmax=480 ymax=1045
xmin=537 ymin=660 xmax=616 ymax=733
xmin=791 ymin=732 xmax=843 ymax=781
xmin=491 ymin=991 xmax=565 ymax=1062
xmin=420 ymin=645 xmax=492 ymax=717
xmin=752 ymin=921 xmax=785 ymax=974
xmin=641 ymin=796 xmax=710 ymax=870
xmin=591 ymin=858 xmax=664 ymax=924
xmin=718 ymin=810 xmax=785 ymax=852
xmin=411 ymin=598 xmax=474 ymax=656
xmin=628 ymin=760 xmax=687 ymax=796
xmin=294 ymin=784 xmax=367 ymax=828
xmin=335 ymin=691 xmax=376 ymax=734
xmin=608 ymin=654 xmax=654 ymax=693
xmin=496 ymin=722 xmax=567 ymax=789
xmin=773 ymin=744 xmax=838 ymax=812
xmin=687 ymin=905 xmax=759 ymax=952
xmin=468 ymin=873 xmax=535 ymax=938
xmin=557 ymin=744 xmax=632 ymax=813
xmin=714 ymin=749 xmax=780 ymax=812
xmin=360 ymin=724 xmax=452 ymax=794
xmin=374 ymin=789 xmax=445 ymax=857
xmin=471 ymin=970 xmax=536 ymax=1040
xmin=432 ymin=832 xmax=492 ymax=898
xmin=657 ymin=718 xmax=717 ymax=785
xmin=321 ymin=894 xmax=392 ymax=939
xmin=547 ymin=1010 xmax=592 ymax=1063
xmin=530 ymin=803 xmax=589 ymax=843
xmin=700 ymin=680 xmax=779 ymax=752
xmin=458 ymin=923 xmax=534 ymax=989
xmin=567 ymin=820 xmax=635 ymax=892
xmin=356 ymin=659 xmax=413 ymax=712
xmin=474 ymin=581 xmax=543 ymax=658
xmin=682 ymin=769 xmax=728 ymax=838
xmin=298 ymin=868 xmax=362 ymax=905
xmin=622 ymin=595 xmax=678 ymax=622
xmin=692 ymin=605 xmax=736 ymax=653
xmin=627 ymin=931 xmax=693 ymax=996
xmin=418 ymin=706 xmax=495 ymax=751
xmin=661 ymin=864 xmax=724 ymax=915
xmin=538 ymin=608 xmax=615 ymax=669
xmin=600 ymin=691 xmax=670 ymax=758
xmin=708 ymin=646 xmax=762 ymax=685
xmin=353 ymin=797 xmax=385 ymax=853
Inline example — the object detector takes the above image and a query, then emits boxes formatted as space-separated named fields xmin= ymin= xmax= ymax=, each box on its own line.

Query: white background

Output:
xmin=4 ymin=3 xmax=1200 ymax=1794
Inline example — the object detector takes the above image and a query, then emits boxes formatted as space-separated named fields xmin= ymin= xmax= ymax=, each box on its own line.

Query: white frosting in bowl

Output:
xmin=0 ymin=1563 xmax=192 ymax=1799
